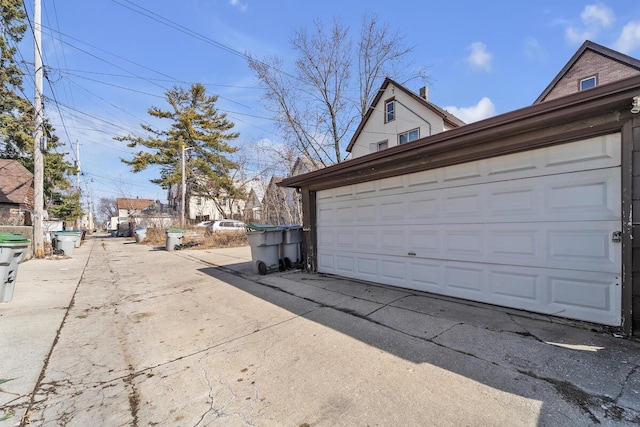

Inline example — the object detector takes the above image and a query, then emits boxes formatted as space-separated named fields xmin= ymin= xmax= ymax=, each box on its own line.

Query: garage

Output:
xmin=280 ymin=75 xmax=640 ymax=334
xmin=315 ymin=134 xmax=621 ymax=326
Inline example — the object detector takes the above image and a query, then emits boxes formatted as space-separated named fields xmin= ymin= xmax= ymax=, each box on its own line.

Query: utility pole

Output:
xmin=180 ymin=143 xmax=193 ymax=228
xmin=32 ymin=0 xmax=45 ymax=258
xmin=74 ymin=139 xmax=81 ymax=230
xmin=75 ymin=139 xmax=81 ymax=191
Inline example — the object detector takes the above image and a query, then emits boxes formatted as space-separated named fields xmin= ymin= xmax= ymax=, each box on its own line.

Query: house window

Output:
xmin=369 ymin=140 xmax=389 ymax=153
xmin=196 ymin=197 xmax=202 ymax=206
xmin=580 ymin=76 xmax=597 ymax=91
xmin=398 ymin=128 xmax=419 ymax=145
xmin=385 ymin=99 xmax=395 ymax=122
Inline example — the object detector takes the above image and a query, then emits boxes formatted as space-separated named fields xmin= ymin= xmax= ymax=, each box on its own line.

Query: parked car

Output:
xmin=205 ymin=220 xmax=246 ymax=234
xmin=194 ymin=221 xmax=213 ymax=227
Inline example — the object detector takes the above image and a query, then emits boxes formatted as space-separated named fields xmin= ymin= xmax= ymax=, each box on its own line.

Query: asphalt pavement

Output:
xmin=1 ymin=233 xmax=640 ymax=426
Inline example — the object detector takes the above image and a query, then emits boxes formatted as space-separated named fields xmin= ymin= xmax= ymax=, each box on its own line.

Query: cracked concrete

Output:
xmin=1 ymin=234 xmax=640 ymax=425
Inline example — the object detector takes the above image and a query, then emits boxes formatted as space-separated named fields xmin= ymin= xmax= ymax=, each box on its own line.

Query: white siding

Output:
xmin=317 ymin=134 xmax=622 ymax=326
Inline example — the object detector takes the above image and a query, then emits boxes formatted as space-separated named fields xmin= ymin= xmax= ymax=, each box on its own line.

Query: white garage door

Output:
xmin=316 ymin=134 xmax=622 ymax=326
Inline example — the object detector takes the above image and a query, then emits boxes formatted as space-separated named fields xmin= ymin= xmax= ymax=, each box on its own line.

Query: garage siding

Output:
xmin=316 ymin=134 xmax=622 ymax=326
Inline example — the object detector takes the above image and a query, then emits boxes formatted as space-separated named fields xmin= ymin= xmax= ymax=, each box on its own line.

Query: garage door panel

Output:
xmin=380 ymin=230 xmax=405 ymax=251
xmin=544 ymin=134 xmax=619 ymax=168
xmin=409 ymin=262 xmax=443 ymax=292
xmin=356 ymin=257 xmax=378 ymax=278
xmin=409 ymin=230 xmax=440 ymax=253
xmin=445 ymin=266 xmax=485 ymax=293
xmin=317 ymin=250 xmax=620 ymax=325
xmin=488 ymin=188 xmax=537 ymax=215
xmin=316 ymin=134 xmax=622 ymax=326
xmin=490 ymin=271 xmax=539 ymax=301
xmin=381 ymin=259 xmax=407 ymax=283
xmin=319 ymin=169 xmax=619 ymax=227
xmin=322 ymin=220 xmax=620 ymax=273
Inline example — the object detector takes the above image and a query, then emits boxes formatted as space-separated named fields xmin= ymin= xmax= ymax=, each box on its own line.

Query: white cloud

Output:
xmin=524 ymin=37 xmax=545 ymax=61
xmin=445 ymin=97 xmax=496 ymax=123
xmin=565 ymin=4 xmax=614 ymax=44
xmin=581 ymin=4 xmax=614 ymax=28
xmin=230 ymin=0 xmax=248 ymax=12
xmin=565 ymin=27 xmax=593 ymax=44
xmin=613 ymin=22 xmax=640 ymax=54
xmin=466 ymin=42 xmax=492 ymax=72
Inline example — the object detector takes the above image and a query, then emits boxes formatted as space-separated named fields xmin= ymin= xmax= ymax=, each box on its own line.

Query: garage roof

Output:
xmin=280 ymin=74 xmax=640 ymax=191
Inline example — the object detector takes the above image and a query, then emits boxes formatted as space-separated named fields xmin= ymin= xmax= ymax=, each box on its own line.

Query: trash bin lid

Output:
xmin=0 ymin=232 xmax=29 ymax=244
xmin=277 ymin=225 xmax=303 ymax=230
xmin=247 ymin=223 xmax=281 ymax=232
xmin=166 ymin=227 xmax=185 ymax=233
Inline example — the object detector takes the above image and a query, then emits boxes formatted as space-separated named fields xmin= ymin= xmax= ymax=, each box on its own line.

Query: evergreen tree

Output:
xmin=117 ymin=83 xmax=240 ymax=219
xmin=0 ymin=1 xmax=75 ymax=201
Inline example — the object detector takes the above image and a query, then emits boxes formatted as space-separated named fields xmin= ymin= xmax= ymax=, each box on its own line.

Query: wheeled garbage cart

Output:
xmin=165 ymin=228 xmax=185 ymax=251
xmin=134 ymin=227 xmax=147 ymax=243
xmin=54 ymin=231 xmax=77 ymax=256
xmin=278 ymin=225 xmax=303 ymax=269
xmin=246 ymin=224 xmax=283 ymax=275
xmin=0 ymin=232 xmax=30 ymax=302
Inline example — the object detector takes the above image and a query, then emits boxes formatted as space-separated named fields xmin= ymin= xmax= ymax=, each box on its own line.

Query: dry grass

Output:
xmin=142 ymin=227 xmax=248 ymax=249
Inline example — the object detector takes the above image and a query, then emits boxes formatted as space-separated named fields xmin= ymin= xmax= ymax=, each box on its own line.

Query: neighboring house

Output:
xmin=346 ymin=77 xmax=465 ymax=159
xmin=244 ymin=178 xmax=265 ymax=222
xmin=261 ymin=177 xmax=290 ymax=225
xmin=261 ymin=158 xmax=320 ymax=225
xmin=0 ymin=160 xmax=34 ymax=226
xmin=113 ymin=198 xmax=159 ymax=235
xmin=535 ymin=40 xmax=640 ymax=103
xmin=281 ymin=43 xmax=640 ymax=335
xmin=169 ymin=178 xmax=267 ymax=223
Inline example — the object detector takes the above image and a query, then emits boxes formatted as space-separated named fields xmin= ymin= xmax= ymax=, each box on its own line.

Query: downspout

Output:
xmin=395 ymin=99 xmax=432 ymax=136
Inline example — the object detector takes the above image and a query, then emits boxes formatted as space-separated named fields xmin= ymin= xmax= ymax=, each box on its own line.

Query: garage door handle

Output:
xmin=612 ymin=231 xmax=622 ymax=242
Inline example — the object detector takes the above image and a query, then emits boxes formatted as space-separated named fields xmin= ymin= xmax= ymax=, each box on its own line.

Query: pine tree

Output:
xmin=117 ymin=83 xmax=241 ymax=219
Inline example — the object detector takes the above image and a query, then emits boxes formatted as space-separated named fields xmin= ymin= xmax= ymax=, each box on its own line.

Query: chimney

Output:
xmin=419 ymin=86 xmax=428 ymax=101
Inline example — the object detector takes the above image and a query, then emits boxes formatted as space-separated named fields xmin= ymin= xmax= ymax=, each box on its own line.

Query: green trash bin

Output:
xmin=0 ymin=233 xmax=30 ymax=302
xmin=165 ymin=228 xmax=185 ymax=251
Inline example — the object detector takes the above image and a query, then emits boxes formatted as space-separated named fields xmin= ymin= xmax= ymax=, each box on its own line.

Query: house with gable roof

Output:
xmin=346 ymin=77 xmax=465 ymax=159
xmin=535 ymin=40 xmax=640 ymax=103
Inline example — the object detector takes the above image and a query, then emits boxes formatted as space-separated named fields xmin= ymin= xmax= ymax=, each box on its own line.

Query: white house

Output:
xmin=346 ymin=77 xmax=465 ymax=158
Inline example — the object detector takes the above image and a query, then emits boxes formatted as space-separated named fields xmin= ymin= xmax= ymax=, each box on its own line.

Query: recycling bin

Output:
xmin=246 ymin=224 xmax=283 ymax=275
xmin=55 ymin=231 xmax=77 ymax=256
xmin=134 ymin=228 xmax=147 ymax=243
xmin=165 ymin=228 xmax=185 ymax=251
xmin=0 ymin=232 xmax=30 ymax=302
xmin=278 ymin=225 xmax=303 ymax=269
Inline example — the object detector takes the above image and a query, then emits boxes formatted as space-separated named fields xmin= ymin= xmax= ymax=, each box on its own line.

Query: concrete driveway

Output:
xmin=1 ymin=234 xmax=639 ymax=426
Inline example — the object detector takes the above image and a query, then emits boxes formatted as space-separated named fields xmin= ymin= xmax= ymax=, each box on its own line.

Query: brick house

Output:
xmin=0 ymin=160 xmax=34 ymax=226
xmin=535 ymin=40 xmax=640 ymax=103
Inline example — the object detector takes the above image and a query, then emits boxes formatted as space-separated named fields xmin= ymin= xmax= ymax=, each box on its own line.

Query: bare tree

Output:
xmin=248 ymin=13 xmax=426 ymax=167
xmin=96 ymin=197 xmax=118 ymax=225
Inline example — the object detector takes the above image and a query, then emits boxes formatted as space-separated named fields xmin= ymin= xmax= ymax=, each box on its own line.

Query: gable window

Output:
xmin=385 ymin=99 xmax=395 ymax=122
xmin=398 ymin=128 xmax=419 ymax=145
xmin=580 ymin=76 xmax=597 ymax=91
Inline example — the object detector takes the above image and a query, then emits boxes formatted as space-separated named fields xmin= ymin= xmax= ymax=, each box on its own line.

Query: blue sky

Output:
xmin=17 ymin=0 xmax=640 ymax=205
